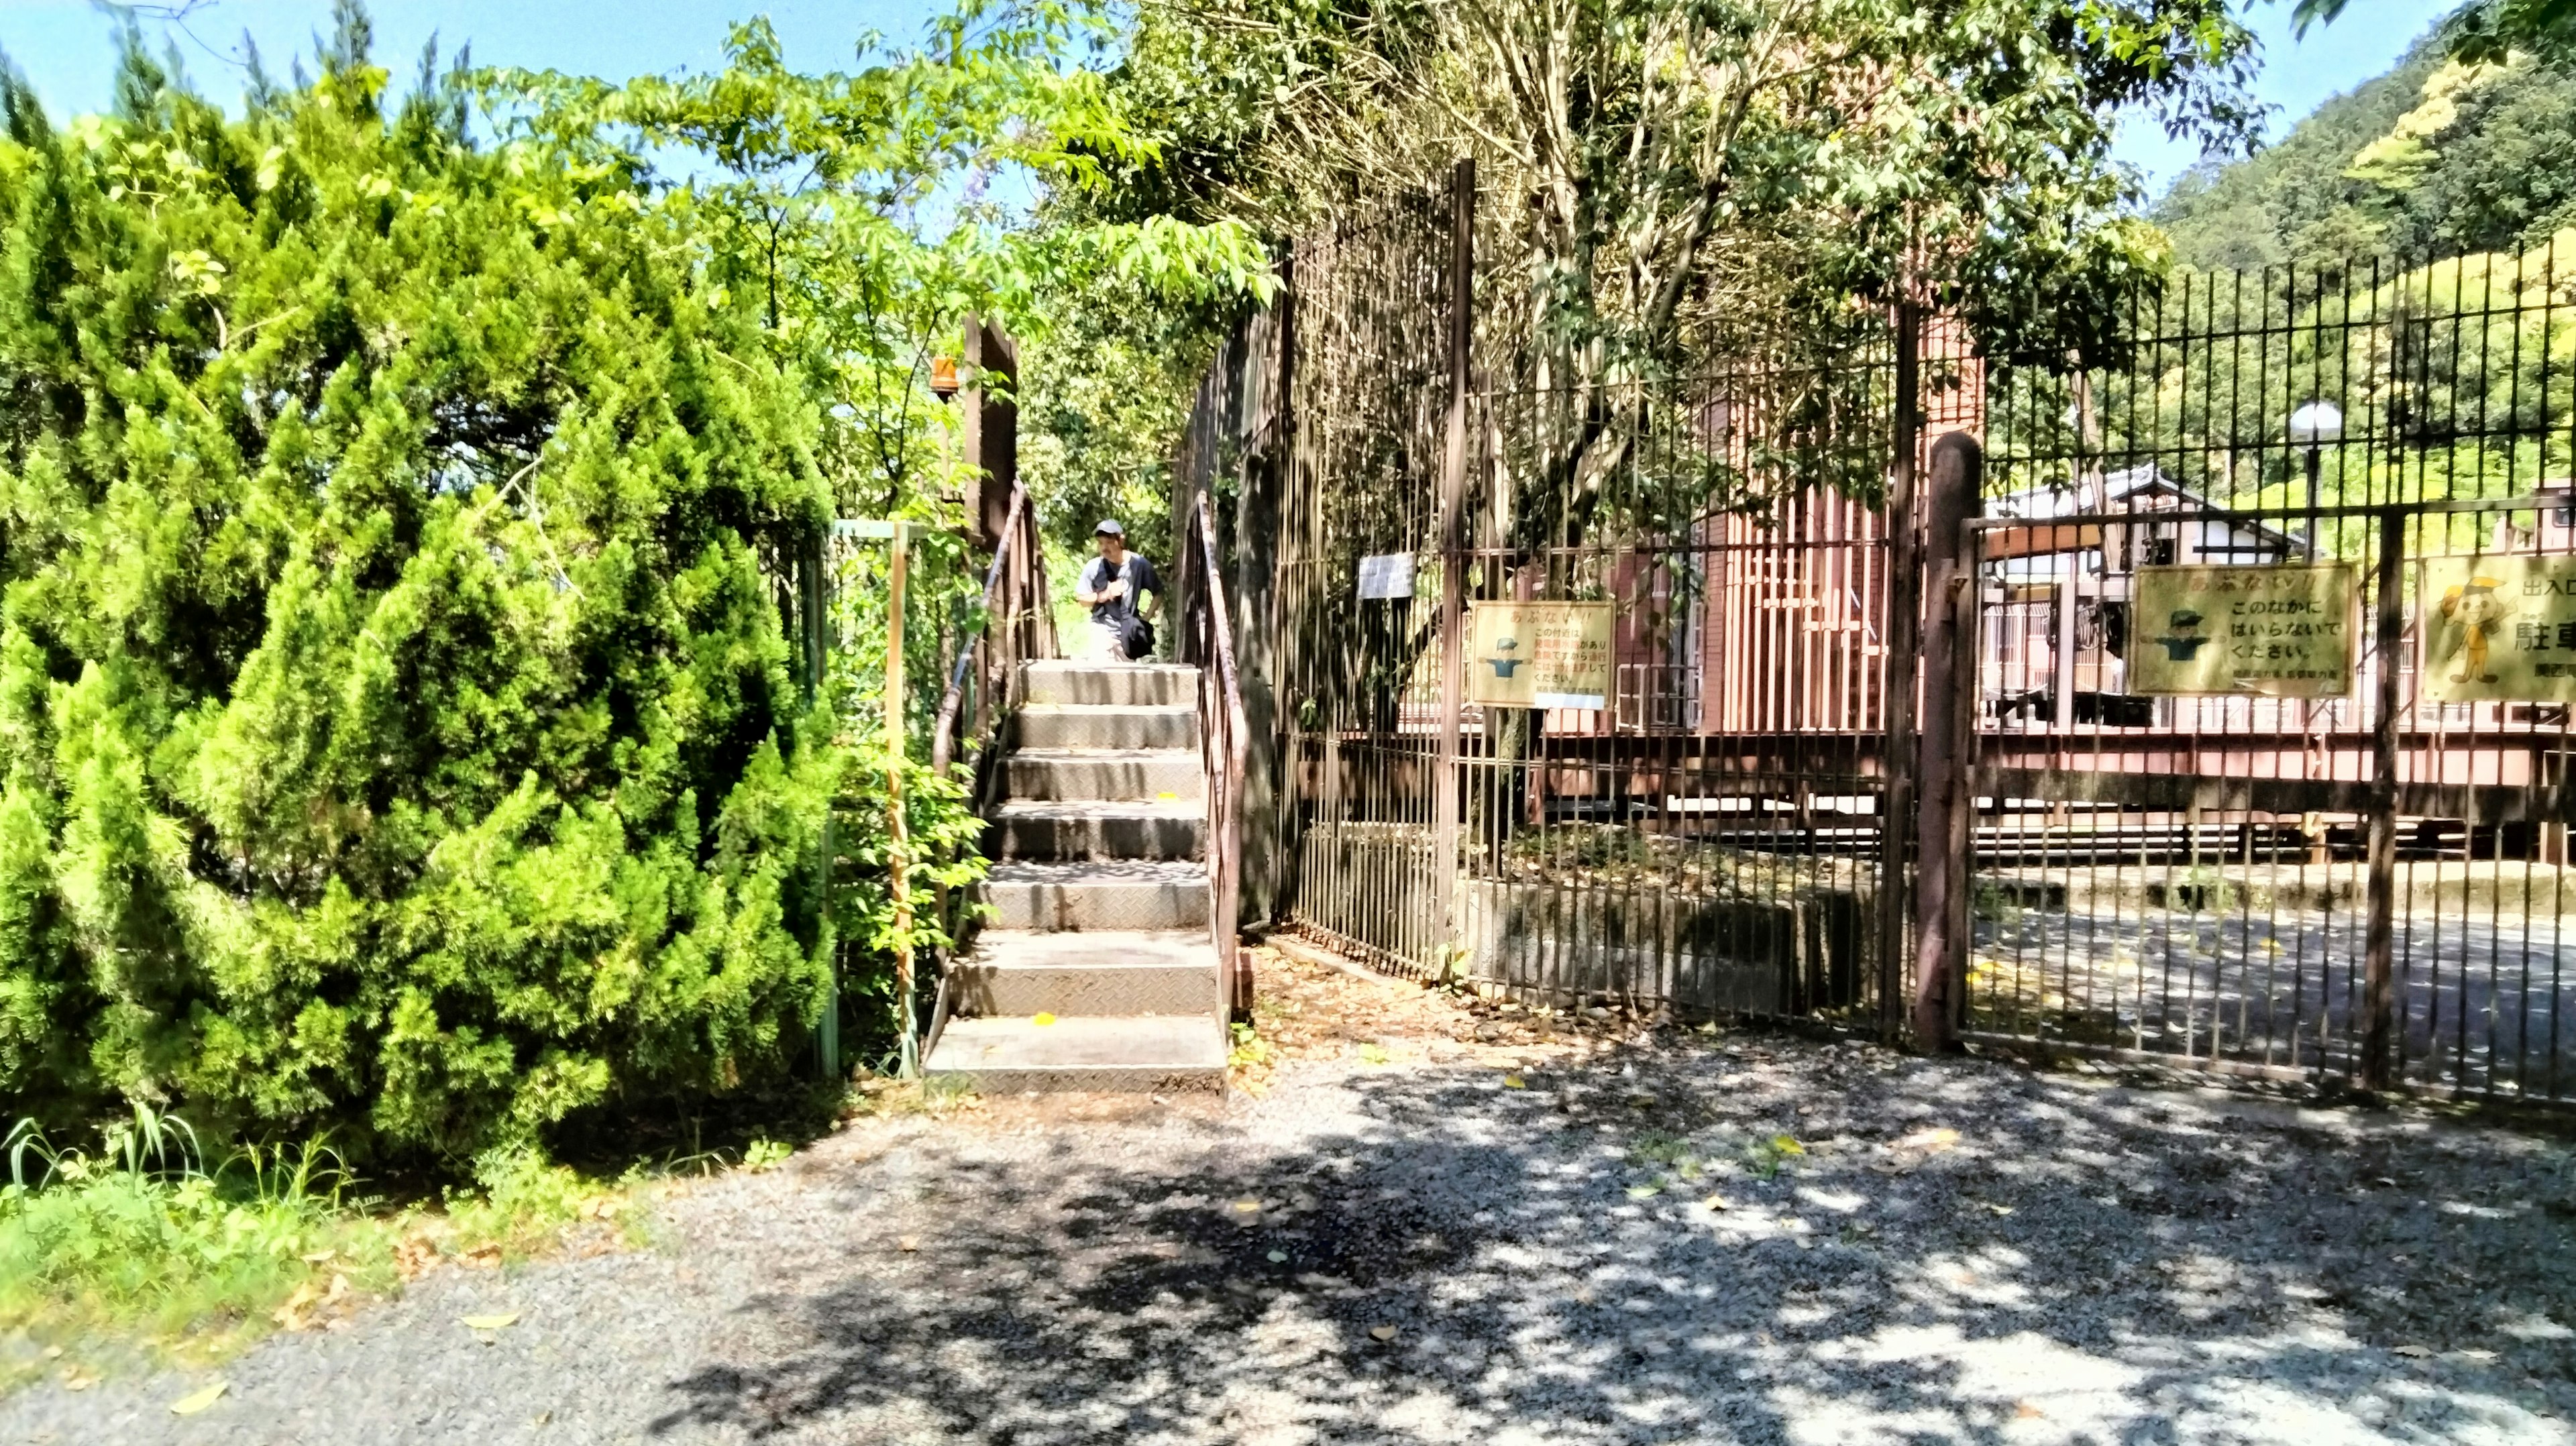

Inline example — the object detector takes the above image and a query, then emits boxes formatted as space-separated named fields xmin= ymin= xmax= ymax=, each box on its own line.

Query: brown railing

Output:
xmin=1175 ymin=488 xmax=1252 ymax=1018
xmin=931 ymin=480 xmax=1055 ymax=795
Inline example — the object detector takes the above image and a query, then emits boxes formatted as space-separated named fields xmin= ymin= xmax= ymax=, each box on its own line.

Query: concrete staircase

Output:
xmin=924 ymin=661 xmax=1228 ymax=1092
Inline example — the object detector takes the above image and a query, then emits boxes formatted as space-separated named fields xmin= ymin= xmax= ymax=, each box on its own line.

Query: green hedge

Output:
xmin=0 ymin=47 xmax=843 ymax=1162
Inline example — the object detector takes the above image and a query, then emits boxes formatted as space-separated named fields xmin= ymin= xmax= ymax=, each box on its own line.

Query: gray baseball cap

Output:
xmin=1094 ymin=520 xmax=1125 ymax=537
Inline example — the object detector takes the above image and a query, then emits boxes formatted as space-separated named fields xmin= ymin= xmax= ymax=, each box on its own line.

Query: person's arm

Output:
xmin=1074 ymin=559 xmax=1112 ymax=606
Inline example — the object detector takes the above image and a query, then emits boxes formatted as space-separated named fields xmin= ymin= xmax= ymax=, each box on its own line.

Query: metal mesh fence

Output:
xmin=1975 ymin=241 xmax=2576 ymax=1099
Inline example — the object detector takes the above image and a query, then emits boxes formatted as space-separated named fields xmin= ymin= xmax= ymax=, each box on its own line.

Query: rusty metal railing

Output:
xmin=1177 ymin=488 xmax=1252 ymax=1017
xmin=931 ymin=480 xmax=1054 ymax=797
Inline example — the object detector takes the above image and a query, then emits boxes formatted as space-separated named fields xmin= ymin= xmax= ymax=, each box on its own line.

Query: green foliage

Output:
xmin=1992 ymin=235 xmax=2576 ymax=553
xmin=2157 ymin=36 xmax=2576 ymax=266
xmin=0 ymin=19 xmax=845 ymax=1164
xmin=1 ymin=1105 xmax=386 ymax=1368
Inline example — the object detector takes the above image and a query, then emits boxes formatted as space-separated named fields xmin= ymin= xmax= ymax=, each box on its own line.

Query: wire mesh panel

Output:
xmin=1270 ymin=190 xmax=1458 ymax=977
xmin=1975 ymin=239 xmax=2576 ymax=1101
xmin=1443 ymin=360 xmax=1901 ymax=1023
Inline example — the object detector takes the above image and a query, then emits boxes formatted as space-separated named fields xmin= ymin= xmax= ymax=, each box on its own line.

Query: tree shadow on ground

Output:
xmin=649 ymin=1039 xmax=2576 ymax=1443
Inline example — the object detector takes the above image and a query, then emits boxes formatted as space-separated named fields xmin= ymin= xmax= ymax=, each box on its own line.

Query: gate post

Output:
xmin=2363 ymin=505 xmax=2405 ymax=1091
xmin=1913 ymin=431 xmax=1982 ymax=1050
xmin=1435 ymin=158 xmax=1474 ymax=965
xmin=1876 ymin=304 xmax=1923 ymax=1039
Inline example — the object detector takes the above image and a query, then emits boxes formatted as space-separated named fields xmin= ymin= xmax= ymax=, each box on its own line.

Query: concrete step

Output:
xmin=924 ymin=1015 xmax=1226 ymax=1093
xmin=1005 ymin=748 xmax=1205 ymax=803
xmin=951 ymin=930 xmax=1218 ymax=1015
xmin=981 ymin=860 xmax=1210 ymax=931
xmin=1023 ymin=661 xmax=1201 ymax=708
xmin=1016 ymin=704 xmax=1197 ymax=751
xmin=987 ymin=800 xmax=1204 ymax=861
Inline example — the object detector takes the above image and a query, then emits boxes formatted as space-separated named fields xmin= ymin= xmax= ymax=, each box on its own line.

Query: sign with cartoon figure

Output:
xmin=2420 ymin=555 xmax=2576 ymax=702
xmin=1466 ymin=601 xmax=1613 ymax=710
xmin=2129 ymin=563 xmax=2355 ymax=696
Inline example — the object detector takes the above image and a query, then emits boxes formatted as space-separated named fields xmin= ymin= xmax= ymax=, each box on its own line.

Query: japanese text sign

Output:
xmin=2421 ymin=555 xmax=2576 ymax=702
xmin=1467 ymin=601 xmax=1613 ymax=710
xmin=2129 ymin=563 xmax=2355 ymax=697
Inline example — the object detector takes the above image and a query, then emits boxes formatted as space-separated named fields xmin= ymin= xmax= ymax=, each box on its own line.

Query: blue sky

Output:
xmin=1 ymin=0 xmax=2464 ymax=203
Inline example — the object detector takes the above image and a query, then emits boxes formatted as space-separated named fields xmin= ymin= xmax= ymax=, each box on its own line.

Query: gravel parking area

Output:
xmin=10 ymin=948 xmax=2576 ymax=1445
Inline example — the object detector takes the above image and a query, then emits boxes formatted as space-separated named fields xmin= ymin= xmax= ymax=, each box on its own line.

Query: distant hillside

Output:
xmin=2154 ymin=32 xmax=2576 ymax=268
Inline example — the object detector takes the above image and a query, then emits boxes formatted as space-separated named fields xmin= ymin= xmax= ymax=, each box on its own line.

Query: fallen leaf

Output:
xmin=1267 ymin=1249 xmax=1289 ymax=1264
xmin=460 ymin=1313 xmax=520 ymax=1331
xmin=169 ymin=1382 xmax=228 ymax=1415
xmin=898 ymin=1235 xmax=920 ymax=1252
xmin=300 ymin=1249 xmax=337 ymax=1264
xmin=1979 ymin=1201 xmax=2015 ymax=1217
xmin=1701 ymin=1193 xmax=1731 ymax=1211
xmin=64 ymin=1374 xmax=97 ymax=1392
xmin=2392 ymin=1343 xmax=2435 ymax=1358
xmin=1626 ymin=1183 xmax=1662 ymax=1200
xmin=1502 ymin=1074 xmax=1526 ymax=1089
xmin=1370 ymin=1325 xmax=1399 ymax=1341
xmin=1770 ymin=1134 xmax=1805 ymax=1156
xmin=463 ymin=1242 xmax=503 ymax=1268
xmin=2016 ymin=1400 xmax=2045 ymax=1420
xmin=1895 ymin=1127 xmax=1961 ymax=1152
xmin=40 ymin=1346 xmax=60 ymax=1360
xmin=1233 ymin=1198 xmax=1262 ymax=1214
xmin=1032 ymin=1011 xmax=1057 ymax=1026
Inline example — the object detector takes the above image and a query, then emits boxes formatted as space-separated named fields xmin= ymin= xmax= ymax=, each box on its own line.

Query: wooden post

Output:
xmin=887 ymin=527 xmax=916 ymax=1078
xmin=1876 ymin=304 xmax=1923 ymax=1039
xmin=1913 ymin=432 xmax=1982 ymax=1050
xmin=1435 ymin=158 xmax=1474 ymax=965
xmin=2363 ymin=506 xmax=2404 ymax=1091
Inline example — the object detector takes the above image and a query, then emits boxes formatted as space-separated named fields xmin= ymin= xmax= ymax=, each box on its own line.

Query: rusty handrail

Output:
xmin=930 ymin=480 xmax=1049 ymax=779
xmin=1181 ymin=488 xmax=1251 ymax=1018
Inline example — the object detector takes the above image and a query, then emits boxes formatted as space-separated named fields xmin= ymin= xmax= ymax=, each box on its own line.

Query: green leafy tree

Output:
xmin=0 ymin=15 xmax=853 ymax=1163
xmin=1074 ymin=0 xmax=2257 ymax=553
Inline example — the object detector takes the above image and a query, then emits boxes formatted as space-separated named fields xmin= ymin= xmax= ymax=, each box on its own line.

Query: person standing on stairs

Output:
xmin=1076 ymin=519 xmax=1162 ymax=662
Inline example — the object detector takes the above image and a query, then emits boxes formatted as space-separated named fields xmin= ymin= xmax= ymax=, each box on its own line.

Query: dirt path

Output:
xmin=11 ymin=948 xmax=2575 ymax=1445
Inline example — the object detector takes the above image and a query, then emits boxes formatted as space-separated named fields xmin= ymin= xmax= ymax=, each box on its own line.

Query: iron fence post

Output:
xmin=1913 ymin=431 xmax=1982 ymax=1050
xmin=1876 ymin=304 xmax=1923 ymax=1039
xmin=2363 ymin=504 xmax=2404 ymax=1091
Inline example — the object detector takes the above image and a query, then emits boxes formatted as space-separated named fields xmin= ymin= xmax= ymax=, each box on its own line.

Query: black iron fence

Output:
xmin=1189 ymin=173 xmax=2576 ymax=1104
xmin=1972 ymin=239 xmax=2576 ymax=1101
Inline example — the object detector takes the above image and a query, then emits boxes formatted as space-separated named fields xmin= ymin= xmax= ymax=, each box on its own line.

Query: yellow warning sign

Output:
xmin=2129 ymin=563 xmax=2355 ymax=697
xmin=2422 ymin=555 xmax=2576 ymax=702
xmin=1466 ymin=602 xmax=1613 ymax=710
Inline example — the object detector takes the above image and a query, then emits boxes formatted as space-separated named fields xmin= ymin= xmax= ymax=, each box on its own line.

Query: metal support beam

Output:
xmin=2363 ymin=506 xmax=2404 ymax=1091
xmin=1875 ymin=304 xmax=1922 ymax=1039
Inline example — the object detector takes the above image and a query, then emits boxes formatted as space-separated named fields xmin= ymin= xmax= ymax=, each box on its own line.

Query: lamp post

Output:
xmin=2289 ymin=400 xmax=2344 ymax=560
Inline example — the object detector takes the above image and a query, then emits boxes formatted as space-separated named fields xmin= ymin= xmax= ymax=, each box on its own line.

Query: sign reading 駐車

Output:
xmin=1467 ymin=601 xmax=1613 ymax=710
xmin=2420 ymin=555 xmax=2576 ymax=702
xmin=2129 ymin=563 xmax=2355 ymax=696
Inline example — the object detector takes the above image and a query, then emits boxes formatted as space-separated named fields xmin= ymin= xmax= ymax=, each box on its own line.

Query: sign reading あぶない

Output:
xmin=1467 ymin=601 xmax=1613 ymax=710
xmin=2420 ymin=555 xmax=2576 ymax=702
xmin=2129 ymin=563 xmax=2355 ymax=696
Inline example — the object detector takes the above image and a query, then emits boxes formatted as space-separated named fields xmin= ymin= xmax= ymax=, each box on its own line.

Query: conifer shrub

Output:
xmin=0 ymin=40 xmax=845 ymax=1165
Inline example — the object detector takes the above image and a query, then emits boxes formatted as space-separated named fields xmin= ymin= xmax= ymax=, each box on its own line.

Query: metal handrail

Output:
xmin=930 ymin=480 xmax=1053 ymax=783
xmin=919 ymin=480 xmax=1052 ymax=1068
xmin=1179 ymin=488 xmax=1252 ymax=1018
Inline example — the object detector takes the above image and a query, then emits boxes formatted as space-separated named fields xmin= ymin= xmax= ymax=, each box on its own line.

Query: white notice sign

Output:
xmin=1356 ymin=552 xmax=1417 ymax=600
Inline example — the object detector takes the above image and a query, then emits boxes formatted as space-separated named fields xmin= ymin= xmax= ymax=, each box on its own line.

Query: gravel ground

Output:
xmin=9 ymin=948 xmax=2576 ymax=1445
